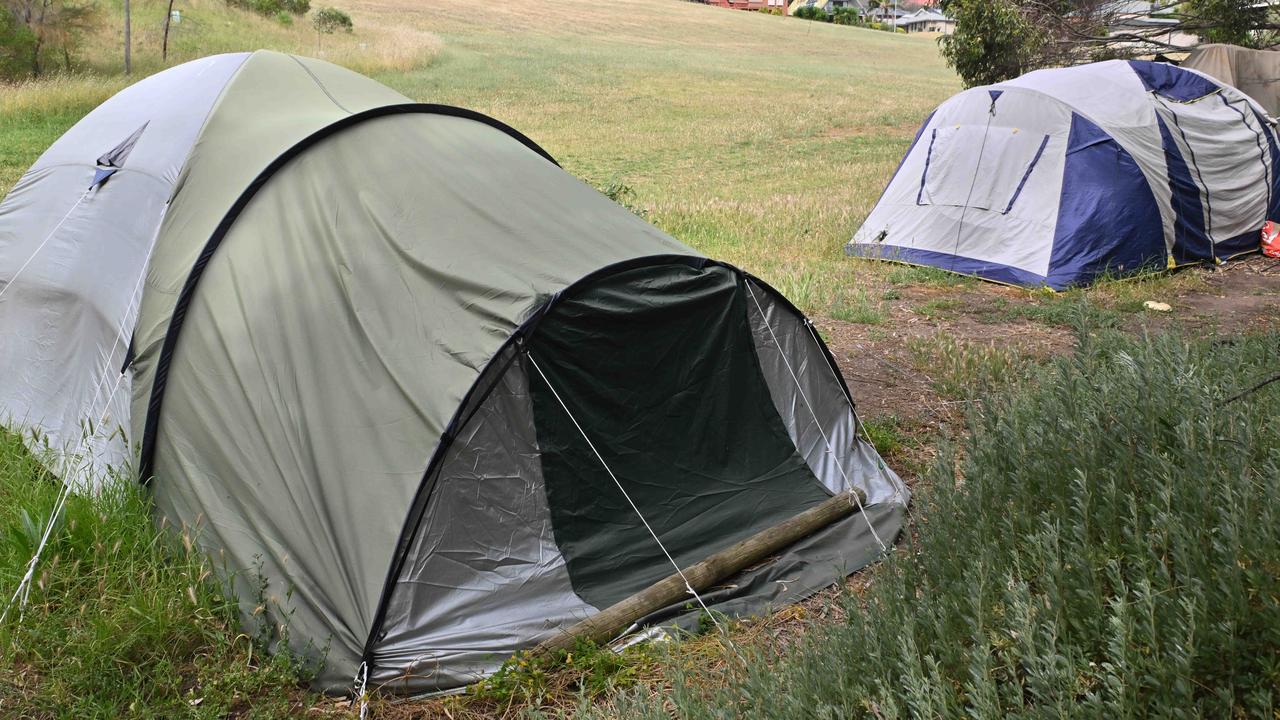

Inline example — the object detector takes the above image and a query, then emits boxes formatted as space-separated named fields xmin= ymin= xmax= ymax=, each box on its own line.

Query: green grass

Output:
xmin=0 ymin=432 xmax=314 ymax=718
xmin=884 ymin=263 xmax=978 ymax=287
xmin=860 ymin=416 xmax=906 ymax=457
xmin=907 ymin=332 xmax=1039 ymax=400
xmin=583 ymin=328 xmax=1280 ymax=719
xmin=831 ymin=287 xmax=887 ymax=325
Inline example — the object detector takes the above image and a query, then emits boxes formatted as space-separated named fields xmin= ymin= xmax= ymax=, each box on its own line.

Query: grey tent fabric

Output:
xmin=0 ymin=52 xmax=248 ymax=484
xmin=0 ymin=51 xmax=908 ymax=694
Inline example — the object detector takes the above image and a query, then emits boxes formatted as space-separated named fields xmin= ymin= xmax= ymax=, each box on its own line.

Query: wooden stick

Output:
xmin=533 ymin=487 xmax=868 ymax=655
xmin=161 ymin=0 xmax=175 ymax=62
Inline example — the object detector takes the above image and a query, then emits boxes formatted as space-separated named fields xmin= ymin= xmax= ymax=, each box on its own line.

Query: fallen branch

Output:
xmin=533 ymin=487 xmax=869 ymax=655
xmin=1223 ymin=373 xmax=1280 ymax=405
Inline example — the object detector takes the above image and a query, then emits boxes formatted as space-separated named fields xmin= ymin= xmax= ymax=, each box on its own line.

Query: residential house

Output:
xmin=896 ymin=8 xmax=956 ymax=33
xmin=1096 ymin=1 xmax=1199 ymax=49
xmin=704 ymin=0 xmax=789 ymax=12
xmin=865 ymin=5 xmax=911 ymax=25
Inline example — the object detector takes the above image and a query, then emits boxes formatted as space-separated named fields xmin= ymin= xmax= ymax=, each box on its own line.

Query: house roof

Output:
xmin=899 ymin=8 xmax=951 ymax=22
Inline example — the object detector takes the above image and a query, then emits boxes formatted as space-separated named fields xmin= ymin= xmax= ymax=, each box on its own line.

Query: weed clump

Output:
xmin=472 ymin=638 xmax=658 ymax=707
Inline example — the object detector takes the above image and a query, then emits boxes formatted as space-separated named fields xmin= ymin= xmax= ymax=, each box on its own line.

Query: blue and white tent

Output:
xmin=848 ymin=60 xmax=1280 ymax=289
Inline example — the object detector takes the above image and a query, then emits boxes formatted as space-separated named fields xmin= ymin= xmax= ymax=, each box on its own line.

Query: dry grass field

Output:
xmin=2 ymin=0 xmax=956 ymax=313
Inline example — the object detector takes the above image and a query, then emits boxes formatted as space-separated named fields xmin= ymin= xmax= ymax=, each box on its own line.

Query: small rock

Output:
xmin=1143 ymin=301 xmax=1172 ymax=312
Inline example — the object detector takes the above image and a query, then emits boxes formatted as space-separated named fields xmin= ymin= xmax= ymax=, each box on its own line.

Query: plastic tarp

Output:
xmin=1184 ymin=44 xmax=1280 ymax=116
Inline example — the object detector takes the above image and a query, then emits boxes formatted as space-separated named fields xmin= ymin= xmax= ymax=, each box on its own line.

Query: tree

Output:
xmin=939 ymin=0 xmax=1043 ymax=87
xmin=123 ymin=0 xmax=130 ymax=74
xmin=941 ymin=0 xmax=1280 ymax=88
xmin=2 ymin=0 xmax=96 ymax=78
xmin=793 ymin=5 xmax=829 ymax=20
xmin=0 ymin=8 xmax=36 ymax=78
xmin=312 ymin=5 xmax=352 ymax=49
xmin=1181 ymin=0 xmax=1275 ymax=46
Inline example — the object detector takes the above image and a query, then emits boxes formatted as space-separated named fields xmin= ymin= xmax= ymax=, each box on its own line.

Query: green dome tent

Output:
xmin=0 ymin=51 xmax=907 ymax=693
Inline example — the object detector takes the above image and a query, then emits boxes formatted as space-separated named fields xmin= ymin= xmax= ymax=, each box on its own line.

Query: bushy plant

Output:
xmin=939 ymin=0 xmax=1043 ymax=86
xmin=225 ymin=0 xmax=310 ymax=18
xmin=0 ymin=0 xmax=95 ymax=79
xmin=832 ymin=7 xmax=862 ymax=24
xmin=473 ymin=638 xmax=656 ymax=706
xmin=312 ymin=7 xmax=354 ymax=34
xmin=584 ymin=328 xmax=1280 ymax=718
xmin=0 ymin=10 xmax=37 ymax=80
xmin=793 ymin=5 xmax=830 ymax=21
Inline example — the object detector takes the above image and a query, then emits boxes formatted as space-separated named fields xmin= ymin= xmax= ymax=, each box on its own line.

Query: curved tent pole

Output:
xmin=134 ymin=103 xmax=561 ymax=485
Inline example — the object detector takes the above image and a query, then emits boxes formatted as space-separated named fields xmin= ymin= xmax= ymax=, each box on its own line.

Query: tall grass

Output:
xmin=582 ymin=328 xmax=1280 ymax=718
xmin=0 ymin=431 xmax=313 ymax=718
xmin=82 ymin=0 xmax=439 ymax=77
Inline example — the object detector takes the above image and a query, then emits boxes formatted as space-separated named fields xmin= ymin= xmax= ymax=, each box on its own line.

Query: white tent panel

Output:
xmin=0 ymin=54 xmax=248 ymax=485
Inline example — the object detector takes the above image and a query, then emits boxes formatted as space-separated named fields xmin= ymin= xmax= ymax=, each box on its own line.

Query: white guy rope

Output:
xmin=526 ymin=352 xmax=734 ymax=641
xmin=2 ymin=200 xmax=165 ymax=625
xmin=1 ymin=358 xmax=132 ymax=624
xmin=744 ymin=282 xmax=889 ymax=554
xmin=85 ymin=215 xmax=164 ymax=413
xmin=0 ymin=188 xmax=92 ymax=303
xmin=947 ymin=98 xmax=997 ymax=275
xmin=353 ymin=661 xmax=369 ymax=720
xmin=800 ymin=320 xmax=910 ymax=505
xmin=1 ymin=477 xmax=72 ymax=624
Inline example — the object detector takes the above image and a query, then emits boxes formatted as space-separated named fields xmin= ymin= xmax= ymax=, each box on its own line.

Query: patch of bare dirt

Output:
xmin=1129 ymin=255 xmax=1280 ymax=334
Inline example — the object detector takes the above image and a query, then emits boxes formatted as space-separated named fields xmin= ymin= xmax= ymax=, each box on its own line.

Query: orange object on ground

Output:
xmin=1263 ymin=221 xmax=1280 ymax=258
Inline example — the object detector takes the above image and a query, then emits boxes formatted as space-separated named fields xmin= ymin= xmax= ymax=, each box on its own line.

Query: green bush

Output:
xmin=585 ymin=329 xmax=1280 ymax=718
xmin=312 ymin=7 xmax=354 ymax=34
xmin=940 ymin=0 xmax=1043 ymax=86
xmin=793 ymin=6 xmax=830 ymax=21
xmin=225 ymin=0 xmax=310 ymax=18
xmin=0 ymin=0 xmax=95 ymax=79
xmin=0 ymin=11 xmax=37 ymax=80
xmin=832 ymin=7 xmax=862 ymax=24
